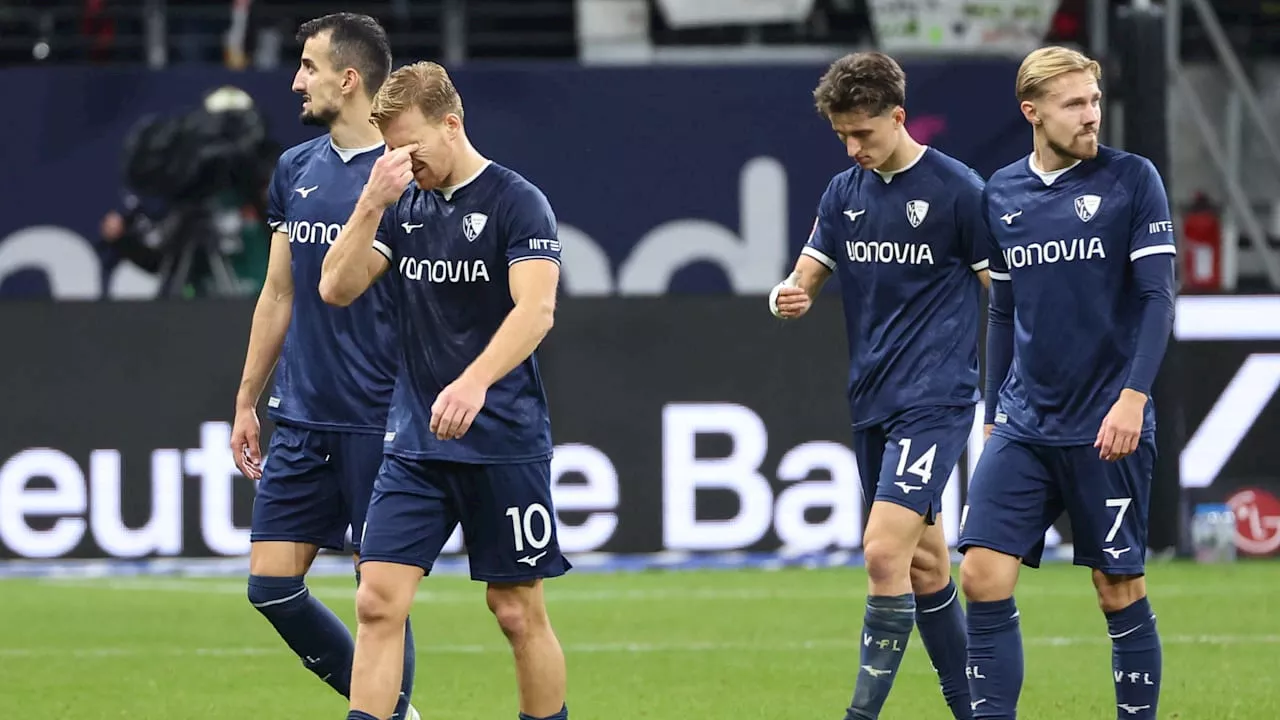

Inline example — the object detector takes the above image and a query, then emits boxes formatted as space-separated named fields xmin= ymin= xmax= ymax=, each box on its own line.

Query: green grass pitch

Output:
xmin=1 ymin=559 xmax=1275 ymax=718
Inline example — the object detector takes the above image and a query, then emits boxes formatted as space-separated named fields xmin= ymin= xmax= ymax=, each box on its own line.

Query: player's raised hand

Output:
xmin=430 ymin=375 xmax=487 ymax=441
xmin=231 ymin=406 xmax=263 ymax=480
xmin=1095 ymin=389 xmax=1146 ymax=461
xmin=362 ymin=144 xmax=418 ymax=208
xmin=770 ymin=272 xmax=811 ymax=319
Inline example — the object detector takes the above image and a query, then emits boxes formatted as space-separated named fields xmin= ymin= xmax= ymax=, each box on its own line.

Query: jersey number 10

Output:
xmin=505 ymin=504 xmax=553 ymax=553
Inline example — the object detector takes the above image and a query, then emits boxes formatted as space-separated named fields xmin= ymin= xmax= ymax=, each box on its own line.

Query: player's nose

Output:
xmin=845 ymin=137 xmax=861 ymax=157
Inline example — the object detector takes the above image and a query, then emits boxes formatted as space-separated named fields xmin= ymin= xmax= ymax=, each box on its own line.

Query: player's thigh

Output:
xmin=1061 ymin=436 xmax=1156 ymax=575
xmin=250 ymin=423 xmax=345 ymax=551
xmin=331 ymin=431 xmax=387 ymax=555
xmin=357 ymin=455 xmax=460 ymax=575
xmin=852 ymin=425 xmax=888 ymax=510
xmin=456 ymin=461 xmax=573 ymax=583
xmin=958 ymin=435 xmax=1064 ymax=569
xmin=874 ymin=405 xmax=973 ymax=524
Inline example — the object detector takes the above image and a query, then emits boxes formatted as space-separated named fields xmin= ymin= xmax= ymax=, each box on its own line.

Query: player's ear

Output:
xmin=342 ymin=68 xmax=360 ymax=96
xmin=891 ymin=106 xmax=906 ymax=128
xmin=444 ymin=112 xmax=462 ymax=136
xmin=1019 ymin=100 xmax=1039 ymax=126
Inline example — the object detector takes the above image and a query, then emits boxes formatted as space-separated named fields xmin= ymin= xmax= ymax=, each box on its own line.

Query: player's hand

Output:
xmin=1095 ymin=389 xmax=1146 ymax=462
xmin=431 ymin=375 xmax=487 ymax=441
xmin=773 ymin=286 xmax=811 ymax=318
xmin=362 ymin=144 xmax=418 ymax=208
xmin=231 ymin=406 xmax=263 ymax=480
xmin=983 ymin=424 xmax=995 ymax=442
xmin=770 ymin=273 xmax=810 ymax=319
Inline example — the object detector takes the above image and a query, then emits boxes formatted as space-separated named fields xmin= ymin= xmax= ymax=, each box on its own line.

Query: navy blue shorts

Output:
xmin=851 ymin=405 xmax=974 ymax=523
xmin=250 ymin=422 xmax=384 ymax=552
xmin=358 ymin=455 xmax=572 ymax=583
xmin=958 ymin=433 xmax=1156 ymax=574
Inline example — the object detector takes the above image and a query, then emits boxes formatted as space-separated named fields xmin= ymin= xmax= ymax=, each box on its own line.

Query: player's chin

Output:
xmin=413 ymin=172 xmax=437 ymax=191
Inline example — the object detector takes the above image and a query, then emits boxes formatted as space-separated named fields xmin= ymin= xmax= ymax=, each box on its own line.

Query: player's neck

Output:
xmin=877 ymin=133 xmax=925 ymax=174
xmin=443 ymin=142 xmax=489 ymax=187
xmin=1031 ymin=136 xmax=1078 ymax=173
xmin=327 ymin=107 xmax=383 ymax=150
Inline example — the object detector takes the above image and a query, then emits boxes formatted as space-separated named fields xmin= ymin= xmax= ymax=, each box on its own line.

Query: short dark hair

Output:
xmin=813 ymin=52 xmax=907 ymax=118
xmin=296 ymin=13 xmax=392 ymax=98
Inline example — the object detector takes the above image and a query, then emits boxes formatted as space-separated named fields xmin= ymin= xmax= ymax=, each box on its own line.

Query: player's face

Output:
xmin=291 ymin=32 xmax=344 ymax=127
xmin=1029 ymin=70 xmax=1101 ymax=161
xmin=381 ymin=107 xmax=458 ymax=191
xmin=828 ymin=107 xmax=903 ymax=170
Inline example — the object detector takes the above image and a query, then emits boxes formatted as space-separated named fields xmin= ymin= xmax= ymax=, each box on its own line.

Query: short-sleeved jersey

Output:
xmin=374 ymin=162 xmax=559 ymax=463
xmin=802 ymin=147 xmax=988 ymax=429
xmin=983 ymin=146 xmax=1177 ymax=445
xmin=265 ymin=135 xmax=398 ymax=433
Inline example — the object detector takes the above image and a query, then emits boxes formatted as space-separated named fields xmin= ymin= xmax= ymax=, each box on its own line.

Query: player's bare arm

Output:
xmin=771 ymin=255 xmax=831 ymax=319
xmin=975 ymin=268 xmax=991 ymax=289
xmin=318 ymin=144 xmax=416 ymax=306
xmin=431 ymin=259 xmax=560 ymax=441
xmin=232 ymin=230 xmax=294 ymax=479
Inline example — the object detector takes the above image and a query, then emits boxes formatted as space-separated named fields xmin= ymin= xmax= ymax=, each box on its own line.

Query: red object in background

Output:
xmin=81 ymin=0 xmax=116 ymax=62
xmin=1227 ymin=488 xmax=1280 ymax=556
xmin=1182 ymin=192 xmax=1223 ymax=292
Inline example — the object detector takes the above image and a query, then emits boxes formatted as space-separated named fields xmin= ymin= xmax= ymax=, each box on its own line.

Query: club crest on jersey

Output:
xmin=462 ymin=212 xmax=488 ymax=242
xmin=1074 ymin=194 xmax=1102 ymax=223
xmin=905 ymin=200 xmax=929 ymax=228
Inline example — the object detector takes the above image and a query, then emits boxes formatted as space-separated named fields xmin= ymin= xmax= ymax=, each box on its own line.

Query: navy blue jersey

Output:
xmin=265 ymin=135 xmax=399 ymax=433
xmin=374 ymin=162 xmax=559 ymax=463
xmin=983 ymin=146 xmax=1177 ymax=444
xmin=803 ymin=147 xmax=988 ymax=429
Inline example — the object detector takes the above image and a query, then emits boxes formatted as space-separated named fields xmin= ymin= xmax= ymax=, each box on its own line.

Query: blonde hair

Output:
xmin=370 ymin=61 xmax=464 ymax=129
xmin=1016 ymin=46 xmax=1101 ymax=101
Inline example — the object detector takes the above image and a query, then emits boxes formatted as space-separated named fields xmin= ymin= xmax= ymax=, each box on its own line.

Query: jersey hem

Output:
xmin=849 ymin=398 xmax=978 ymax=431
xmin=268 ymin=413 xmax=387 ymax=435
xmin=990 ymin=426 xmax=1156 ymax=447
xmin=383 ymin=448 xmax=554 ymax=464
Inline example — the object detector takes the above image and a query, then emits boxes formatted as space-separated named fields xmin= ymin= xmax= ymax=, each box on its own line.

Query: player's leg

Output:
xmin=846 ymin=407 xmax=970 ymax=719
xmin=845 ymin=425 xmax=914 ymax=719
xmin=957 ymin=436 xmax=1063 ymax=719
xmin=347 ymin=457 xmax=458 ymax=720
xmin=911 ymin=520 xmax=973 ymax=719
xmin=461 ymin=461 xmax=571 ymax=720
xmin=246 ymin=423 xmax=355 ymax=697
xmin=1063 ymin=439 xmax=1161 ymax=719
xmin=336 ymin=433 xmax=417 ymax=720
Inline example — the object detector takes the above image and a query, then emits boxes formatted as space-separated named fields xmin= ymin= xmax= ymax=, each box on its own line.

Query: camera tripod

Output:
xmin=154 ymin=203 xmax=247 ymax=298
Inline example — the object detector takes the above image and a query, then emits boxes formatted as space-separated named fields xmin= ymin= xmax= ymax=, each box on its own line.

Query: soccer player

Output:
xmin=770 ymin=52 xmax=987 ymax=720
xmin=318 ymin=61 xmax=571 ymax=720
xmin=956 ymin=46 xmax=1174 ymax=719
xmin=229 ymin=14 xmax=417 ymax=720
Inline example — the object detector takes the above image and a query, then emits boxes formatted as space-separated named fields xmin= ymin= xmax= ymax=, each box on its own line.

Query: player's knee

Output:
xmin=354 ymin=578 xmax=409 ymax=627
xmin=909 ymin=542 xmax=952 ymax=595
xmin=1092 ymin=570 xmax=1146 ymax=613
xmin=862 ymin=534 xmax=913 ymax=587
xmin=486 ymin=582 xmax=548 ymax=643
xmin=959 ymin=548 xmax=1018 ymax=602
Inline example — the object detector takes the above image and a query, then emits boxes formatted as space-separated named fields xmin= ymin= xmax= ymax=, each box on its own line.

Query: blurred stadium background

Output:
xmin=1 ymin=1 xmax=1278 ymax=718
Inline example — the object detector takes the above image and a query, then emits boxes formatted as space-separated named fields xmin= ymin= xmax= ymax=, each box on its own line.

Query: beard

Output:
xmin=300 ymin=103 xmax=339 ymax=128
xmin=1048 ymin=131 xmax=1098 ymax=161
